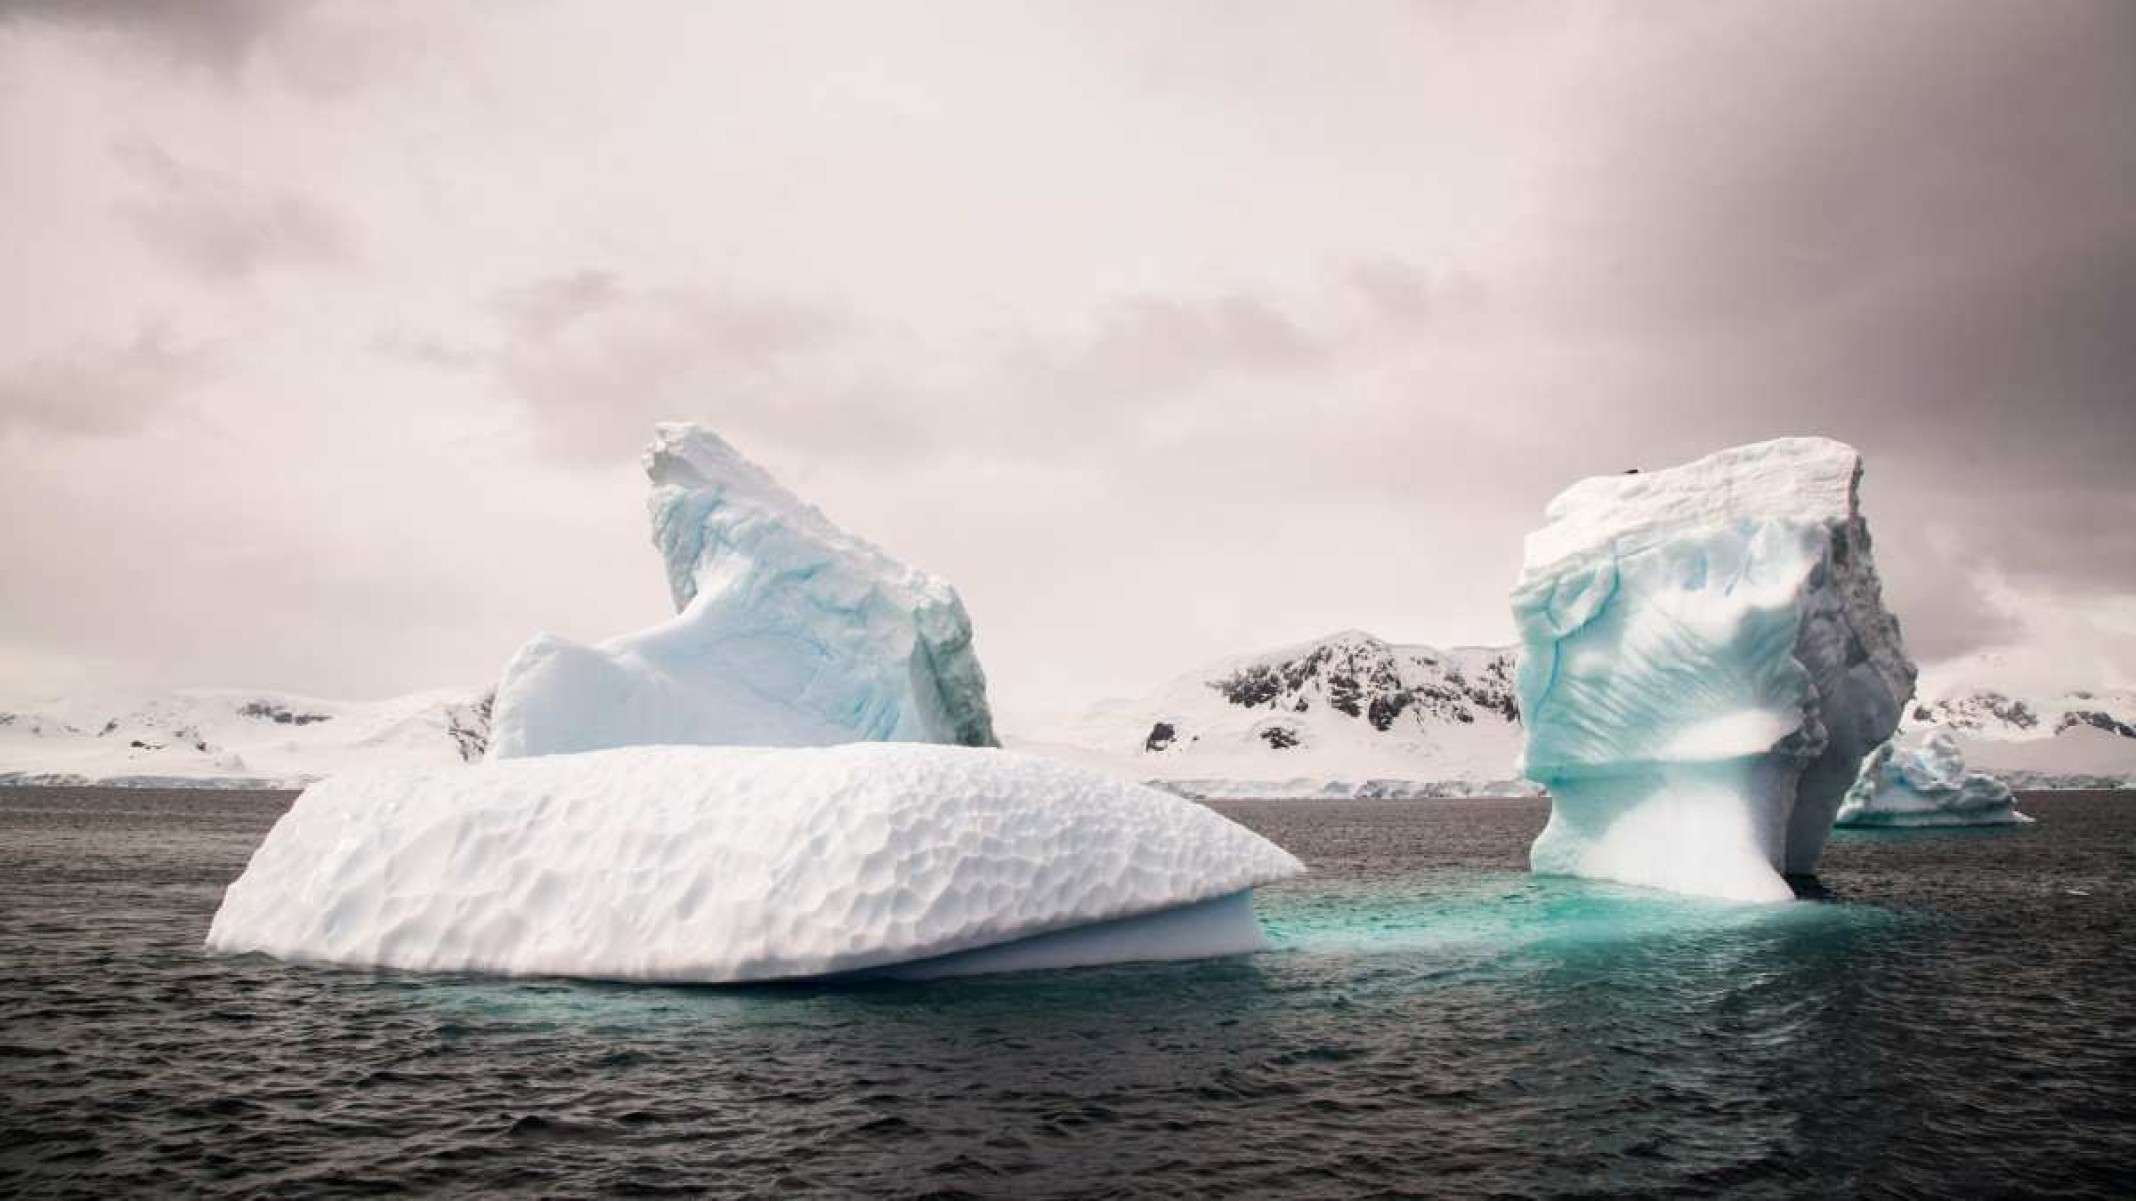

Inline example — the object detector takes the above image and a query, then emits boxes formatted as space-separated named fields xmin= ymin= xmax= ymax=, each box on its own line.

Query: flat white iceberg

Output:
xmin=1836 ymin=728 xmax=2031 ymax=827
xmin=205 ymin=743 xmax=1303 ymax=982
xmin=489 ymin=423 xmax=995 ymax=759
xmin=1513 ymin=437 xmax=1916 ymax=901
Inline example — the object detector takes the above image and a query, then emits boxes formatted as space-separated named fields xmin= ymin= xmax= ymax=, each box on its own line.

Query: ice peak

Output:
xmin=1527 ymin=436 xmax=1863 ymax=577
xmin=488 ymin=423 xmax=998 ymax=758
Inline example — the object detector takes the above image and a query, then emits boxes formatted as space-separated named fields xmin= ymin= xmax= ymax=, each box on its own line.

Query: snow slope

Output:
xmin=205 ymin=743 xmax=1303 ymax=982
xmin=0 ymin=688 xmax=491 ymax=788
xmin=1032 ymin=630 xmax=1533 ymax=798
xmin=489 ymin=423 xmax=996 ymax=759
xmin=1514 ymin=437 xmax=1916 ymax=901
xmin=1905 ymin=669 xmax=2136 ymax=787
xmin=6 ymin=663 xmax=2126 ymax=796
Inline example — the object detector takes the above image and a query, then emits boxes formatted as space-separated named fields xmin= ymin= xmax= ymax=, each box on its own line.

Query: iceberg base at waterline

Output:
xmin=204 ymin=743 xmax=1303 ymax=983
xmin=858 ymin=890 xmax=1264 ymax=980
xmin=1527 ymin=757 xmax=1815 ymax=903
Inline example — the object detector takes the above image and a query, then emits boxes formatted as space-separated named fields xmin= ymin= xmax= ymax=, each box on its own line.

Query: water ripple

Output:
xmin=1 ymin=789 xmax=2132 ymax=1198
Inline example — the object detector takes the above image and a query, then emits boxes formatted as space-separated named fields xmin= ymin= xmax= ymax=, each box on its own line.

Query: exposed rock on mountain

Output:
xmin=1031 ymin=630 xmax=1531 ymax=798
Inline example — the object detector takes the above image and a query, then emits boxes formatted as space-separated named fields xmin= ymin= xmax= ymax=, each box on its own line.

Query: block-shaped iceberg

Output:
xmin=489 ymin=423 xmax=995 ymax=758
xmin=1835 ymin=728 xmax=2030 ymax=827
xmin=1513 ymin=437 xmax=1916 ymax=901
xmin=205 ymin=743 xmax=1303 ymax=982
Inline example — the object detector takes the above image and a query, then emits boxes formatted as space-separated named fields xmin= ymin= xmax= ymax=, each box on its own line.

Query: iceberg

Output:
xmin=489 ymin=423 xmax=996 ymax=759
xmin=1835 ymin=728 xmax=2030 ymax=827
xmin=205 ymin=743 xmax=1302 ymax=982
xmin=1512 ymin=437 xmax=1916 ymax=901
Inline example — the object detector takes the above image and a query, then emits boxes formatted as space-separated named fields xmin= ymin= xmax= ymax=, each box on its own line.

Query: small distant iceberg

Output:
xmin=1836 ymin=728 xmax=2031 ymax=828
xmin=205 ymin=744 xmax=1302 ymax=982
xmin=489 ymin=422 xmax=996 ymax=759
xmin=1512 ymin=437 xmax=1917 ymax=902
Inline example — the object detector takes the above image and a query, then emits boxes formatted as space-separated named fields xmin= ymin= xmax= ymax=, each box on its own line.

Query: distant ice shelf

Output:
xmin=0 ymin=687 xmax=492 ymax=788
xmin=205 ymin=743 xmax=1303 ymax=982
xmin=1513 ymin=437 xmax=1917 ymax=901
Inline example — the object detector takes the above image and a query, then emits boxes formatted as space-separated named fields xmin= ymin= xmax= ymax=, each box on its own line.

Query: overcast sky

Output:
xmin=2 ymin=0 xmax=2132 ymax=728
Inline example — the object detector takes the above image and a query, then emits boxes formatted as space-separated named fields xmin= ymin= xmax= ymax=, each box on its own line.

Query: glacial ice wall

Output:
xmin=204 ymin=743 xmax=1303 ymax=982
xmin=1513 ymin=437 xmax=1916 ymax=901
xmin=1835 ymin=729 xmax=2029 ymax=827
xmin=489 ymin=423 xmax=996 ymax=758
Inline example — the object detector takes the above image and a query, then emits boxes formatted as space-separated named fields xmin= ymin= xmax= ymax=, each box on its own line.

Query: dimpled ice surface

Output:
xmin=488 ymin=423 xmax=995 ymax=759
xmin=1836 ymin=728 xmax=2031 ymax=828
xmin=1513 ymin=438 xmax=1916 ymax=901
xmin=205 ymin=743 xmax=1302 ymax=982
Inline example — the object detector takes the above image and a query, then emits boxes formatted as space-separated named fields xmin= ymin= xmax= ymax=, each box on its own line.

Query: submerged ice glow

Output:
xmin=1513 ymin=438 xmax=1917 ymax=901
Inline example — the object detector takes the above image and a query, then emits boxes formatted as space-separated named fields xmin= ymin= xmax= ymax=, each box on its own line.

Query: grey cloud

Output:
xmin=1077 ymin=294 xmax=1326 ymax=388
xmin=0 ymin=0 xmax=308 ymax=75
xmin=1662 ymin=194 xmax=2136 ymax=633
xmin=988 ymin=264 xmax=1487 ymax=461
xmin=481 ymin=266 xmax=1456 ymax=483
xmin=0 ymin=328 xmax=209 ymax=438
xmin=1460 ymin=1 xmax=2136 ymax=662
xmin=492 ymin=275 xmax=1342 ymax=478
xmin=1344 ymin=259 xmax=1487 ymax=329
xmin=1 ymin=0 xmax=2129 ymax=710
xmin=112 ymin=141 xmax=349 ymax=281
xmin=1871 ymin=530 xmax=2028 ymax=665
xmin=496 ymin=270 xmax=624 ymax=342
xmin=1547 ymin=2 xmax=2136 ymax=336
xmin=489 ymin=270 xmax=857 ymax=463
xmin=369 ymin=330 xmax=482 ymax=372
xmin=1813 ymin=239 xmax=2136 ymax=602
xmin=967 ymin=291 xmax=1328 ymax=464
xmin=993 ymin=239 xmax=2130 ymax=668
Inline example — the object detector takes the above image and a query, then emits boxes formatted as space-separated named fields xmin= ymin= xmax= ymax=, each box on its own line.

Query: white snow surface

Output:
xmin=1836 ymin=728 xmax=2030 ymax=828
xmin=205 ymin=743 xmax=1302 ymax=982
xmin=1514 ymin=437 xmax=1917 ymax=901
xmin=1035 ymin=630 xmax=1532 ymax=798
xmin=1904 ymin=663 xmax=2136 ymax=786
xmin=488 ymin=423 xmax=995 ymax=760
xmin=0 ymin=688 xmax=490 ymax=788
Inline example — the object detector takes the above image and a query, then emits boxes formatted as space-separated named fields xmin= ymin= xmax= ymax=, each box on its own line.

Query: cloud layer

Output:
xmin=1 ymin=1 xmax=2131 ymax=723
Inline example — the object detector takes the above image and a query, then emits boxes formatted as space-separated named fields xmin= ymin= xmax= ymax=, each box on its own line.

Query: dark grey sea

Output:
xmin=2 ymin=787 xmax=2131 ymax=1198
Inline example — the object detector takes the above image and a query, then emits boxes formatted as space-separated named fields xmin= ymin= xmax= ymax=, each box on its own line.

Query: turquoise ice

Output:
xmin=487 ymin=423 xmax=996 ymax=758
xmin=1836 ymin=728 xmax=2030 ymax=827
xmin=1513 ymin=438 xmax=1916 ymax=901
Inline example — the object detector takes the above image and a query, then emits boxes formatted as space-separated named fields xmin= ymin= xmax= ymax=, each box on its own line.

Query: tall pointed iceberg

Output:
xmin=1512 ymin=437 xmax=1916 ymax=901
xmin=490 ymin=423 xmax=996 ymax=758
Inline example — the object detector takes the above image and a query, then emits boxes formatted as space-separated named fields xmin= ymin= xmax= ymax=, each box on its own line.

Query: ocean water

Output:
xmin=2 ymin=789 xmax=2132 ymax=1199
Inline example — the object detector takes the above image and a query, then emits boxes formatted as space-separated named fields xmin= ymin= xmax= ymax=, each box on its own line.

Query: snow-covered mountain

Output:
xmin=6 ymin=640 xmax=2131 ymax=795
xmin=1022 ymin=630 xmax=1535 ymax=799
xmin=0 ymin=688 xmax=492 ymax=788
xmin=1906 ymin=682 xmax=2136 ymax=788
xmin=1023 ymin=630 xmax=2136 ymax=798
